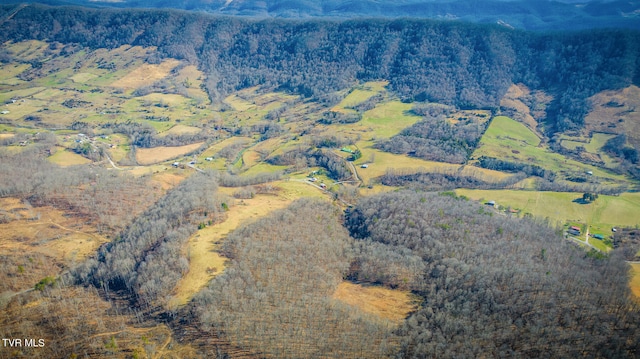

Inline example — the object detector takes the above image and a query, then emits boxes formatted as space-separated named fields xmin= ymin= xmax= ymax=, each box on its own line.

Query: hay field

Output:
xmin=136 ymin=142 xmax=203 ymax=165
xmin=111 ymin=59 xmax=181 ymax=89
xmin=332 ymin=281 xmax=418 ymax=324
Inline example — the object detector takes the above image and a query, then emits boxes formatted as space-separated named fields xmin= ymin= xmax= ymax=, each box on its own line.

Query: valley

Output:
xmin=1 ymin=6 xmax=640 ymax=358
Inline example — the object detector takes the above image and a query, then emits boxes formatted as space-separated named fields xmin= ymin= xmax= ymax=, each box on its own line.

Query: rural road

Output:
xmin=105 ymin=153 xmax=123 ymax=170
xmin=187 ymin=163 xmax=205 ymax=173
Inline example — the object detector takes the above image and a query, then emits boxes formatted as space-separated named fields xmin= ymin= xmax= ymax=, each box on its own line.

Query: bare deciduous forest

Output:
xmin=0 ymin=3 xmax=639 ymax=358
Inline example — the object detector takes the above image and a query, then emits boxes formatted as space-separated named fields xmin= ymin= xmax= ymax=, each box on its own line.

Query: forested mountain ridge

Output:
xmin=2 ymin=3 xmax=639 ymax=135
xmin=10 ymin=0 xmax=640 ymax=31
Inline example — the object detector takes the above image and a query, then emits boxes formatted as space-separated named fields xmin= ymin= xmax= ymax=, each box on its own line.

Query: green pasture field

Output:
xmin=561 ymin=132 xmax=615 ymax=152
xmin=352 ymin=139 xmax=513 ymax=186
xmin=48 ymin=148 xmax=92 ymax=167
xmin=333 ymin=85 xmax=380 ymax=109
xmin=360 ymin=100 xmax=422 ymax=138
xmin=241 ymin=162 xmax=289 ymax=176
xmin=455 ymin=189 xmax=640 ymax=230
xmin=474 ymin=116 xmax=627 ymax=183
xmin=560 ymin=132 xmax=618 ymax=167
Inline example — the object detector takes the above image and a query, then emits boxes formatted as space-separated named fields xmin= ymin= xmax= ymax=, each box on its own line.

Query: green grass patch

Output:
xmin=359 ymin=101 xmax=422 ymax=139
xmin=455 ymin=189 xmax=640 ymax=230
xmin=48 ymin=148 xmax=92 ymax=167
xmin=474 ymin=116 xmax=626 ymax=183
xmin=241 ymin=162 xmax=289 ymax=177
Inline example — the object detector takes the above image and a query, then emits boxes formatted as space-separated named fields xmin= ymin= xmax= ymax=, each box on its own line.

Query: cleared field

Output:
xmin=0 ymin=86 xmax=46 ymax=103
xmin=170 ymin=192 xmax=295 ymax=306
xmin=70 ymin=72 xmax=98 ymax=84
xmin=630 ymin=263 xmax=640 ymax=301
xmin=48 ymin=148 xmax=92 ymax=166
xmin=102 ymin=134 xmax=130 ymax=163
xmin=224 ymin=92 xmax=256 ymax=112
xmin=136 ymin=142 xmax=203 ymax=165
xmin=0 ymin=63 xmax=30 ymax=85
xmin=584 ymin=86 xmax=640 ymax=148
xmin=474 ymin=116 xmax=625 ymax=182
xmin=354 ymin=142 xmax=512 ymax=185
xmin=360 ymin=100 xmax=422 ymax=138
xmin=0 ymin=198 xmax=108 ymax=265
xmin=151 ymin=172 xmax=187 ymax=191
xmin=332 ymin=281 xmax=419 ymax=324
xmin=241 ymin=162 xmax=288 ymax=177
xmin=561 ymin=132 xmax=618 ymax=166
xmin=455 ymin=189 xmax=640 ymax=229
xmin=111 ymin=58 xmax=181 ymax=89
xmin=499 ymin=84 xmax=540 ymax=131
xmin=561 ymin=132 xmax=615 ymax=153
xmin=333 ymin=85 xmax=380 ymax=109
xmin=158 ymin=124 xmax=201 ymax=137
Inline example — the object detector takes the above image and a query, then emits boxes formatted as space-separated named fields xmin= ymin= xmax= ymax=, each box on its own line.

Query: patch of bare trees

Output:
xmin=346 ymin=191 xmax=640 ymax=358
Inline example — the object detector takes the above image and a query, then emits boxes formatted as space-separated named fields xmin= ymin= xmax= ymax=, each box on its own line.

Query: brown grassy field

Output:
xmin=332 ymin=281 xmax=419 ymax=324
xmin=136 ymin=142 xmax=204 ymax=165
xmin=500 ymin=84 xmax=541 ymax=133
xmin=151 ymin=172 xmax=188 ymax=191
xmin=158 ymin=124 xmax=202 ymax=137
xmin=631 ymin=263 xmax=640 ymax=301
xmin=584 ymin=85 xmax=640 ymax=148
xmin=110 ymin=58 xmax=181 ymax=89
xmin=0 ymin=197 xmax=108 ymax=294
xmin=170 ymin=192 xmax=295 ymax=307
xmin=0 ymin=198 xmax=108 ymax=263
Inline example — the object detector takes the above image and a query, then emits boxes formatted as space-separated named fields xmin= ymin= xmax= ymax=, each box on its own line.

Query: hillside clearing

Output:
xmin=474 ymin=116 xmax=626 ymax=182
xmin=136 ymin=142 xmax=203 ymax=165
xmin=110 ymin=58 xmax=181 ymax=89
xmin=332 ymin=281 xmax=418 ymax=324
xmin=170 ymin=193 xmax=294 ymax=307
xmin=48 ymin=148 xmax=92 ymax=167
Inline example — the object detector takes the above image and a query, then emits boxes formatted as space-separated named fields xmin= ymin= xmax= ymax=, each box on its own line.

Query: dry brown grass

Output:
xmin=500 ymin=84 xmax=540 ymax=134
xmin=332 ymin=282 xmax=419 ymax=324
xmin=0 ymin=198 xmax=108 ymax=265
xmin=111 ymin=59 xmax=181 ymax=89
xmin=136 ymin=142 xmax=203 ymax=165
xmin=631 ymin=263 xmax=640 ymax=301
xmin=585 ymin=85 xmax=640 ymax=148
xmin=158 ymin=124 xmax=202 ymax=137
xmin=170 ymin=193 xmax=294 ymax=307
xmin=151 ymin=172 xmax=188 ymax=191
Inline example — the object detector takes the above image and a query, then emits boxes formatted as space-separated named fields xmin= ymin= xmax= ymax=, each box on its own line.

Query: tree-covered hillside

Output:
xmin=2 ymin=4 xmax=639 ymax=134
xmin=346 ymin=191 xmax=640 ymax=358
